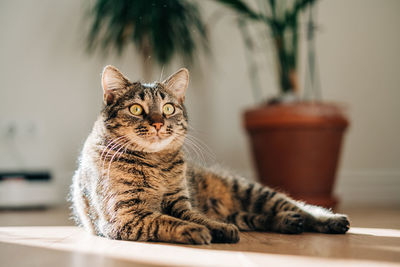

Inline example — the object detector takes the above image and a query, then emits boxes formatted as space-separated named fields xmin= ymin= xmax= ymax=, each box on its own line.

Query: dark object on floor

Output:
xmin=0 ymin=170 xmax=57 ymax=208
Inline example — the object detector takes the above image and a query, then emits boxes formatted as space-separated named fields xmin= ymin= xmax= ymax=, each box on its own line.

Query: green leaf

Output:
xmin=86 ymin=0 xmax=208 ymax=66
xmin=213 ymin=0 xmax=261 ymax=21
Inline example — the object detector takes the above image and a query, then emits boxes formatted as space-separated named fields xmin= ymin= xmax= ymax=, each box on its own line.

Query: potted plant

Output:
xmin=214 ymin=0 xmax=349 ymax=208
xmin=86 ymin=0 xmax=208 ymax=80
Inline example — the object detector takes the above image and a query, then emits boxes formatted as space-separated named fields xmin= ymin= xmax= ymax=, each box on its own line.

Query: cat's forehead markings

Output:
xmin=142 ymin=83 xmax=156 ymax=88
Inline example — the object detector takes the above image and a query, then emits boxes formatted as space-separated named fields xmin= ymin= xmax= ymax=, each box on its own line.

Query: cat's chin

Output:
xmin=138 ymin=135 xmax=176 ymax=153
xmin=147 ymin=136 xmax=162 ymax=142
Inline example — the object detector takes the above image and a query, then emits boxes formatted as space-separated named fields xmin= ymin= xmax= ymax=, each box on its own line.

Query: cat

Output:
xmin=70 ymin=65 xmax=350 ymax=244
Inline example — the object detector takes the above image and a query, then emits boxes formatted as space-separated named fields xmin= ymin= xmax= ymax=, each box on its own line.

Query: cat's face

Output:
xmin=100 ymin=66 xmax=189 ymax=153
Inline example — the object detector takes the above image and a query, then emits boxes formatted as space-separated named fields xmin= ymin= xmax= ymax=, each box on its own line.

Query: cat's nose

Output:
xmin=152 ymin=122 xmax=164 ymax=131
xmin=149 ymin=113 xmax=164 ymax=131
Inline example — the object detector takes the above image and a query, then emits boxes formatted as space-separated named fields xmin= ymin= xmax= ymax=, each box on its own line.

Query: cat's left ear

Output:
xmin=162 ymin=68 xmax=189 ymax=103
xmin=102 ymin=65 xmax=130 ymax=105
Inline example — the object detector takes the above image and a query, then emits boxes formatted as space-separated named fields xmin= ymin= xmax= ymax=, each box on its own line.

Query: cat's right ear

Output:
xmin=101 ymin=65 xmax=130 ymax=105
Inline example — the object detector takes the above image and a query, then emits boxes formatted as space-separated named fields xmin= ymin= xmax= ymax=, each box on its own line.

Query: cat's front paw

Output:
xmin=210 ymin=223 xmax=240 ymax=243
xmin=176 ymin=224 xmax=212 ymax=245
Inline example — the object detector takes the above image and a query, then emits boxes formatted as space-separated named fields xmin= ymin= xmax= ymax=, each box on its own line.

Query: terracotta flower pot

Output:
xmin=244 ymin=102 xmax=349 ymax=209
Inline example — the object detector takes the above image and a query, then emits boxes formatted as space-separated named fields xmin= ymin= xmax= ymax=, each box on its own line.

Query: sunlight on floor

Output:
xmin=1 ymin=226 xmax=399 ymax=267
xmin=350 ymin=227 xmax=400 ymax=238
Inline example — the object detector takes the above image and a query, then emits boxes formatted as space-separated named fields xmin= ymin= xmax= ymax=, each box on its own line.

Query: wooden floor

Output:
xmin=0 ymin=206 xmax=399 ymax=267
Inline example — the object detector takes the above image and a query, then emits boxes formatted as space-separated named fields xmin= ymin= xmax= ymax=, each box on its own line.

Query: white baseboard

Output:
xmin=335 ymin=170 xmax=400 ymax=207
xmin=0 ymin=180 xmax=59 ymax=208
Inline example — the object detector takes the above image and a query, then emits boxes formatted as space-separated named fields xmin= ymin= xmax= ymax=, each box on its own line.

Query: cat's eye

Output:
xmin=163 ymin=103 xmax=175 ymax=115
xmin=129 ymin=104 xmax=143 ymax=116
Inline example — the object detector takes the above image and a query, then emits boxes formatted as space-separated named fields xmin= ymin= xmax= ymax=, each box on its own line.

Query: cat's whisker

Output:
xmin=159 ymin=66 xmax=164 ymax=82
xmin=100 ymin=136 xmax=126 ymax=161
xmin=117 ymin=140 xmax=133 ymax=160
xmin=181 ymin=138 xmax=195 ymax=159
xmin=182 ymin=143 xmax=200 ymax=163
xmin=174 ymin=131 xmax=198 ymax=161
xmin=101 ymin=137 xmax=129 ymax=172
xmin=102 ymin=138 xmax=126 ymax=165
xmin=102 ymin=142 xmax=122 ymax=171
xmin=184 ymin=137 xmax=204 ymax=161
xmin=185 ymin=124 xmax=215 ymax=161
xmin=187 ymin=123 xmax=201 ymax=133
xmin=183 ymin=133 xmax=216 ymax=165
xmin=106 ymin=140 xmax=128 ymax=180
xmin=183 ymin=137 xmax=206 ymax=165
xmin=189 ymin=140 xmax=207 ymax=164
xmin=186 ymin=133 xmax=216 ymax=161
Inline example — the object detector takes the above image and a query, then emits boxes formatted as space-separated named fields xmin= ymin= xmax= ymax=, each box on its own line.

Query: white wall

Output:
xmin=0 ymin=0 xmax=399 ymax=207
xmin=317 ymin=0 xmax=400 ymax=206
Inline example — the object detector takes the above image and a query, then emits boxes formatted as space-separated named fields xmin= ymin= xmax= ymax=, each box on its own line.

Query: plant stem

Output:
xmin=238 ymin=19 xmax=263 ymax=102
xmin=140 ymin=36 xmax=152 ymax=81
xmin=274 ymin=34 xmax=292 ymax=93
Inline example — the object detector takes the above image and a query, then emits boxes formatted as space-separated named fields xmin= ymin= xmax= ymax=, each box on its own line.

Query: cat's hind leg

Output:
xmin=226 ymin=206 xmax=305 ymax=234
xmin=299 ymin=203 xmax=350 ymax=234
xmin=242 ymin=185 xmax=350 ymax=234
xmin=226 ymin=211 xmax=273 ymax=231
xmin=262 ymin=194 xmax=350 ymax=234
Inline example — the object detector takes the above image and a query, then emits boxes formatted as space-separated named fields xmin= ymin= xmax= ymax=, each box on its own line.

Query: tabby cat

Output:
xmin=70 ymin=66 xmax=350 ymax=244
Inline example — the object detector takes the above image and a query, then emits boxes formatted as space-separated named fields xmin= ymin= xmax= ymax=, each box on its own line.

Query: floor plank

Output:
xmin=0 ymin=205 xmax=399 ymax=266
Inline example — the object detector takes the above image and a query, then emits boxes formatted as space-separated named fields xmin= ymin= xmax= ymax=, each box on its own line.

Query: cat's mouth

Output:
xmin=130 ymin=129 xmax=180 ymax=152
xmin=146 ymin=131 xmax=170 ymax=142
xmin=135 ymin=132 xmax=175 ymax=152
xmin=131 ymin=128 xmax=176 ymax=152
xmin=148 ymin=135 xmax=161 ymax=142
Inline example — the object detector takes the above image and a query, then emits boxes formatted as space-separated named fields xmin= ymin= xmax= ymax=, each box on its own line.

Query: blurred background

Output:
xmin=0 ymin=0 xmax=399 ymax=217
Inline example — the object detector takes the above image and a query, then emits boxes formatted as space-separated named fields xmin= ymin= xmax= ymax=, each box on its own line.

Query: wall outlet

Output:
xmin=0 ymin=119 xmax=42 ymax=139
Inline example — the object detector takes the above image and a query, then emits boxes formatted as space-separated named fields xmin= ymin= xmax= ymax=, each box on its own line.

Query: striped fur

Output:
xmin=70 ymin=66 xmax=349 ymax=245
